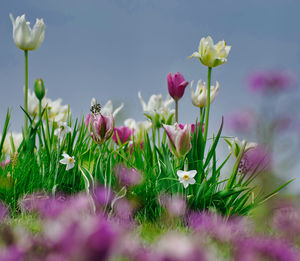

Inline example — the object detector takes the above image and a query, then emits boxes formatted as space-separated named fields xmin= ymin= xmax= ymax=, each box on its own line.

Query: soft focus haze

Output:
xmin=1 ymin=1 xmax=300 ymax=189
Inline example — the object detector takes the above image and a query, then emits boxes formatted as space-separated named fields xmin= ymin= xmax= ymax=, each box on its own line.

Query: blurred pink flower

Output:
xmin=248 ymin=70 xmax=295 ymax=94
xmin=114 ymin=164 xmax=142 ymax=187
xmin=1 ymin=159 xmax=10 ymax=170
xmin=160 ymin=194 xmax=186 ymax=217
xmin=226 ymin=110 xmax=256 ymax=133
xmin=167 ymin=72 xmax=189 ymax=101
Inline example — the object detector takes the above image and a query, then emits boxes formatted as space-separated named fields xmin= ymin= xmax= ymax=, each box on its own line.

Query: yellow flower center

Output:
xmin=68 ymin=157 xmax=74 ymax=164
xmin=183 ymin=174 xmax=189 ymax=181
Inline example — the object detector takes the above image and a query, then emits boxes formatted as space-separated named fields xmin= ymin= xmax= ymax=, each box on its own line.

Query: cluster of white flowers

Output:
xmin=27 ymin=88 xmax=69 ymax=123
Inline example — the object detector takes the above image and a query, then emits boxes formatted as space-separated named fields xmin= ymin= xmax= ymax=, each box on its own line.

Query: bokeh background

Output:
xmin=1 ymin=0 xmax=300 ymax=189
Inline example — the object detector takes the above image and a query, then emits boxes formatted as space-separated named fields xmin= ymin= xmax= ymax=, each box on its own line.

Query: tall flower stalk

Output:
xmin=203 ymin=67 xmax=212 ymax=141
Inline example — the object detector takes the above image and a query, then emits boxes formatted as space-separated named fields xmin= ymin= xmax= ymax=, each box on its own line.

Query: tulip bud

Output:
xmin=34 ymin=78 xmax=45 ymax=101
xmin=163 ymin=123 xmax=191 ymax=158
xmin=190 ymin=80 xmax=219 ymax=108
xmin=112 ymin=126 xmax=133 ymax=145
xmin=167 ymin=72 xmax=189 ymax=101
xmin=86 ymin=103 xmax=115 ymax=145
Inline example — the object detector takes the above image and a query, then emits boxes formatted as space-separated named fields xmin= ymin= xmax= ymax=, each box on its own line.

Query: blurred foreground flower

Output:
xmin=59 ymin=153 xmax=75 ymax=170
xmin=167 ymin=72 xmax=189 ymax=101
xmin=163 ymin=123 xmax=191 ymax=158
xmin=160 ymin=194 xmax=187 ymax=217
xmin=227 ymin=109 xmax=256 ymax=133
xmin=177 ymin=170 xmax=197 ymax=189
xmin=114 ymin=164 xmax=142 ymax=187
xmin=9 ymin=13 xmax=45 ymax=51
xmin=248 ymin=70 xmax=295 ymax=94
xmin=190 ymin=36 xmax=231 ymax=68
xmin=190 ymin=80 xmax=219 ymax=108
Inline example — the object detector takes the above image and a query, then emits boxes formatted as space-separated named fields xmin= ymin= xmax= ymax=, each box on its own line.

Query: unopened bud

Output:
xmin=34 ymin=78 xmax=45 ymax=101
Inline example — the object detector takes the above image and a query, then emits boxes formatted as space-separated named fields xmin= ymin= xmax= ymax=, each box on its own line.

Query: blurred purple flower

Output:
xmin=0 ymin=201 xmax=8 ymax=220
xmin=238 ymin=145 xmax=271 ymax=175
xmin=248 ymin=70 xmax=295 ymax=94
xmin=235 ymin=236 xmax=300 ymax=261
xmin=112 ymin=126 xmax=133 ymax=145
xmin=226 ymin=110 xmax=256 ymax=133
xmin=188 ymin=211 xmax=249 ymax=242
xmin=114 ymin=164 xmax=142 ymax=187
xmin=272 ymin=206 xmax=300 ymax=240
xmin=167 ymin=72 xmax=189 ymax=101
xmin=159 ymin=194 xmax=186 ymax=217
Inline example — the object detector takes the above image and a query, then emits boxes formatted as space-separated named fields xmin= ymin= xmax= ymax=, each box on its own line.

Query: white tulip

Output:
xmin=190 ymin=80 xmax=219 ymax=108
xmin=124 ymin=118 xmax=152 ymax=143
xmin=190 ymin=36 xmax=231 ymax=67
xmin=138 ymin=92 xmax=174 ymax=117
xmin=9 ymin=13 xmax=45 ymax=51
xmin=225 ymin=137 xmax=257 ymax=158
xmin=91 ymin=98 xmax=124 ymax=118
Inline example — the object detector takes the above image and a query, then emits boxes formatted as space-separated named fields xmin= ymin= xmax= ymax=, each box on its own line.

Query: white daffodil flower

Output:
xmin=91 ymin=98 xmax=124 ymax=118
xmin=190 ymin=36 xmax=231 ymax=68
xmin=59 ymin=153 xmax=75 ymax=170
xmin=225 ymin=137 xmax=257 ymax=158
xmin=9 ymin=13 xmax=45 ymax=51
xmin=177 ymin=170 xmax=197 ymax=189
xmin=138 ymin=92 xmax=174 ymax=117
xmin=190 ymin=80 xmax=220 ymax=108
xmin=54 ymin=122 xmax=72 ymax=140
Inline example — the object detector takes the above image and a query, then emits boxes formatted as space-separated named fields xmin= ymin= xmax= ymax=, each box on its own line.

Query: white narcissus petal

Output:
xmin=183 ymin=180 xmax=189 ymax=188
xmin=189 ymin=178 xmax=196 ymax=185
xmin=66 ymin=162 xmax=74 ymax=170
xmin=188 ymin=170 xmax=197 ymax=178
xmin=177 ymin=170 xmax=185 ymax=178
xmin=59 ymin=158 xmax=69 ymax=164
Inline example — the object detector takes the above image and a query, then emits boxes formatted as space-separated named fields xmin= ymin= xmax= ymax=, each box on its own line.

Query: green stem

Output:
xmin=24 ymin=50 xmax=28 ymax=132
xmin=203 ymin=67 xmax=212 ymax=141
xmin=175 ymin=100 xmax=178 ymax=123
xmin=200 ymin=108 xmax=203 ymax=122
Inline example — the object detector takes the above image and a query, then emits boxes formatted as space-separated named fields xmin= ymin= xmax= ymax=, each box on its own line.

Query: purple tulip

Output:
xmin=167 ymin=72 xmax=189 ymax=101
xmin=163 ymin=123 xmax=191 ymax=158
xmin=112 ymin=126 xmax=133 ymax=145
xmin=86 ymin=113 xmax=114 ymax=145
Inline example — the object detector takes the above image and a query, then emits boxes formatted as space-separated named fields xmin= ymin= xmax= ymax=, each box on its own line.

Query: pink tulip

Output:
xmin=178 ymin=123 xmax=204 ymax=134
xmin=86 ymin=113 xmax=114 ymax=145
xmin=163 ymin=123 xmax=191 ymax=158
xmin=112 ymin=126 xmax=133 ymax=145
xmin=167 ymin=72 xmax=189 ymax=101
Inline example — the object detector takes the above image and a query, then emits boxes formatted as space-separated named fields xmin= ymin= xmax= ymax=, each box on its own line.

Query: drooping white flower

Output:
xmin=91 ymin=98 xmax=124 ymax=118
xmin=9 ymin=13 xmax=45 ymax=51
xmin=177 ymin=170 xmax=197 ymax=189
xmin=190 ymin=80 xmax=220 ymax=108
xmin=54 ymin=122 xmax=72 ymax=139
xmin=138 ymin=92 xmax=174 ymax=117
xmin=190 ymin=36 xmax=231 ymax=68
xmin=59 ymin=153 xmax=75 ymax=170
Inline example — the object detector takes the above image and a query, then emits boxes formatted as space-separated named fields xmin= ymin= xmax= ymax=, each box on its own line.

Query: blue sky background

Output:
xmin=1 ymin=0 xmax=300 ymax=190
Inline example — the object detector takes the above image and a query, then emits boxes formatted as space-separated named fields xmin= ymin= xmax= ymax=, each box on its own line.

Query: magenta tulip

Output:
xmin=112 ymin=126 xmax=133 ymax=145
xmin=167 ymin=72 xmax=189 ymax=101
